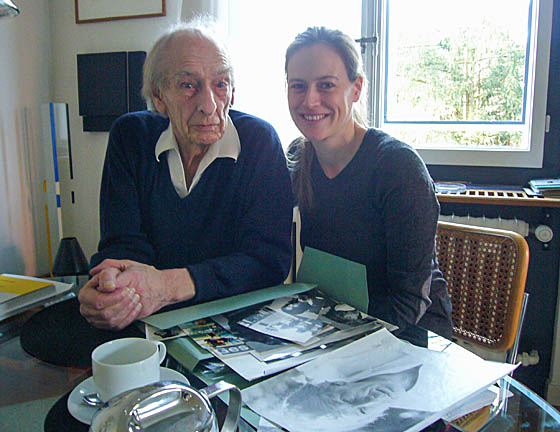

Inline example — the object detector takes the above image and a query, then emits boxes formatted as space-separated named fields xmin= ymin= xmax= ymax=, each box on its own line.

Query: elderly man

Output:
xmin=78 ymin=20 xmax=293 ymax=330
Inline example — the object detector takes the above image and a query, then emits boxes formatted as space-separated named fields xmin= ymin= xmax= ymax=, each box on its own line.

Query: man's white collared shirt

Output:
xmin=154 ymin=115 xmax=241 ymax=198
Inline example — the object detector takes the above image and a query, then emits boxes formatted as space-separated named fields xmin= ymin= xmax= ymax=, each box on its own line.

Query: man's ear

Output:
xmin=152 ymin=91 xmax=167 ymax=114
xmin=230 ymin=88 xmax=235 ymax=106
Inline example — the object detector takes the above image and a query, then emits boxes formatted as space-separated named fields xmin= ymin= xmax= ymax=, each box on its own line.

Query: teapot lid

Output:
xmin=90 ymin=380 xmax=216 ymax=432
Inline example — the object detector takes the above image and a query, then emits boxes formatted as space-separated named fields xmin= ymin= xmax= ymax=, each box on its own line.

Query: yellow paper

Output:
xmin=0 ymin=275 xmax=53 ymax=295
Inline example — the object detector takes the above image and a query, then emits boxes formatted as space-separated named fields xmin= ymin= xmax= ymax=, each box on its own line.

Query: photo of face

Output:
xmin=286 ymin=42 xmax=362 ymax=146
xmin=285 ymin=365 xmax=421 ymax=414
xmin=154 ymin=34 xmax=234 ymax=149
xmin=244 ymin=362 xmax=430 ymax=432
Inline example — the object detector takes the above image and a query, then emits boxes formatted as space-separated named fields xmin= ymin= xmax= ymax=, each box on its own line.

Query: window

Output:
xmin=365 ymin=0 xmax=553 ymax=167
xmin=225 ymin=0 xmax=552 ymax=168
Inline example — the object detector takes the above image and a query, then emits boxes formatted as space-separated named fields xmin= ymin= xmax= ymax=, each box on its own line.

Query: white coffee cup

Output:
xmin=92 ymin=337 xmax=167 ymax=402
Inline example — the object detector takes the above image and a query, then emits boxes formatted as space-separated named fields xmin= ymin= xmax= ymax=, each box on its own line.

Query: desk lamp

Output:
xmin=0 ymin=0 xmax=19 ymax=17
xmin=52 ymin=237 xmax=89 ymax=289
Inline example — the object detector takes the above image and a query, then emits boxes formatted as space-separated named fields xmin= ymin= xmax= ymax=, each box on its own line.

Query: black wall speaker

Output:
xmin=77 ymin=51 xmax=147 ymax=132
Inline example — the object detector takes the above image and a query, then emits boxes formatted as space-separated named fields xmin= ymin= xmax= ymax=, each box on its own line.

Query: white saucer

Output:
xmin=67 ymin=367 xmax=190 ymax=425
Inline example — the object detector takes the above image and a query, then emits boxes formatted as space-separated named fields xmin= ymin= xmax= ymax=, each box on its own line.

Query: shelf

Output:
xmin=436 ymin=188 xmax=560 ymax=207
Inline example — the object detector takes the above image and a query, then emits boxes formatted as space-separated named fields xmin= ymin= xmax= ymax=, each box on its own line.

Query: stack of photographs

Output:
xmin=146 ymin=289 xmax=397 ymax=381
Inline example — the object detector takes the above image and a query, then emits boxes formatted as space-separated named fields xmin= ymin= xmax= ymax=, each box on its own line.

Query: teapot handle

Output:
xmin=200 ymin=380 xmax=242 ymax=432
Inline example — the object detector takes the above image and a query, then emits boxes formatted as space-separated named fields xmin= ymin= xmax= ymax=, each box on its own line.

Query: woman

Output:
xmin=285 ymin=27 xmax=452 ymax=347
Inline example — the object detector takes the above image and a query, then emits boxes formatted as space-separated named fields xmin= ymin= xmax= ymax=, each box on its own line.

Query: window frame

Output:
xmin=362 ymin=0 xmax=553 ymax=168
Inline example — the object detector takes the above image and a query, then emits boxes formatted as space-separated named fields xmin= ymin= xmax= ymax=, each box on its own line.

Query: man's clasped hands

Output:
xmin=78 ymin=259 xmax=194 ymax=330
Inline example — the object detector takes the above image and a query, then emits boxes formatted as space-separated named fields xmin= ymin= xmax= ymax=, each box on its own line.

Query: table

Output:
xmin=0 ymin=280 xmax=83 ymax=431
xmin=0 ymin=291 xmax=143 ymax=432
xmin=428 ymin=337 xmax=560 ymax=432
xmin=0 ymin=306 xmax=90 ymax=432
xmin=1 ymin=304 xmax=559 ymax=432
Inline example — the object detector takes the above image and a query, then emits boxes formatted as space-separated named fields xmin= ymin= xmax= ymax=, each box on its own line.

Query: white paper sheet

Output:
xmin=243 ymin=329 xmax=517 ymax=432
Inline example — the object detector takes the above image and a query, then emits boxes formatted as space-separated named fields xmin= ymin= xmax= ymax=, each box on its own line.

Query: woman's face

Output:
xmin=286 ymin=43 xmax=362 ymax=146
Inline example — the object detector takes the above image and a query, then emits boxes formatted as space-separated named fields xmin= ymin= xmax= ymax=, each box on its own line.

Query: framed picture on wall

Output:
xmin=75 ymin=0 xmax=166 ymax=24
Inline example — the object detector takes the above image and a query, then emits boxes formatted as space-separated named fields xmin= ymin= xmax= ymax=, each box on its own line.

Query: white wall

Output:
xmin=0 ymin=0 xmax=51 ymax=275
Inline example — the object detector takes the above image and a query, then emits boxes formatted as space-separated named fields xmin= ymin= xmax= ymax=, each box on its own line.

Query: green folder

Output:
xmin=141 ymin=282 xmax=315 ymax=329
xmin=296 ymin=247 xmax=369 ymax=313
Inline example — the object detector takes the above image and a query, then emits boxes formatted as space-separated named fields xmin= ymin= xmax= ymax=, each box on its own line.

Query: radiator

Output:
xmin=439 ymin=214 xmax=529 ymax=235
xmin=439 ymin=214 xmax=553 ymax=243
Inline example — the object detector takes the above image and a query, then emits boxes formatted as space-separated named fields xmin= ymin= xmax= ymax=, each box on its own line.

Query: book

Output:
xmin=528 ymin=178 xmax=560 ymax=197
xmin=0 ymin=274 xmax=55 ymax=304
xmin=450 ymin=405 xmax=492 ymax=432
xmin=442 ymin=385 xmax=503 ymax=430
xmin=0 ymin=274 xmax=74 ymax=321
xmin=529 ymin=178 xmax=560 ymax=189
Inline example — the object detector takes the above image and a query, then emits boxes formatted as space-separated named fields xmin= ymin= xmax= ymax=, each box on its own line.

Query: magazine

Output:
xmin=179 ymin=318 xmax=251 ymax=357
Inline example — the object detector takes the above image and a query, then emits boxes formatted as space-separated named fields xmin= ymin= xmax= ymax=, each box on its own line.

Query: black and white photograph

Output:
xmin=238 ymin=306 xmax=329 ymax=345
xmin=145 ymin=323 xmax=188 ymax=341
xmin=269 ymin=291 xmax=326 ymax=319
xmin=318 ymin=297 xmax=378 ymax=330
xmin=212 ymin=310 xmax=292 ymax=354
xmin=243 ymin=329 xmax=517 ymax=432
xmin=213 ymin=303 xmax=380 ymax=363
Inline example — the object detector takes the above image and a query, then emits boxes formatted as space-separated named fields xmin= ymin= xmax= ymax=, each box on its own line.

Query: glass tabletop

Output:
xmin=428 ymin=334 xmax=560 ymax=432
xmin=477 ymin=375 xmax=560 ymax=432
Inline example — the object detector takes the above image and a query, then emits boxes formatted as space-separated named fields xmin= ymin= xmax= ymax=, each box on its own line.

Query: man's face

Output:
xmin=153 ymin=34 xmax=234 ymax=148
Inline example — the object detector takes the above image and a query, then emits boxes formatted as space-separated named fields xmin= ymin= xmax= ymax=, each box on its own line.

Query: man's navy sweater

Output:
xmin=91 ymin=110 xmax=294 ymax=305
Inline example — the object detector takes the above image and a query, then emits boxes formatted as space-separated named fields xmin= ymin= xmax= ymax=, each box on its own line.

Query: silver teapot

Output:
xmin=89 ymin=380 xmax=241 ymax=432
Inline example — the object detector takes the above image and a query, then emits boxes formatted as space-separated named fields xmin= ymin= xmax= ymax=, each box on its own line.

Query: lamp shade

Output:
xmin=0 ymin=0 xmax=19 ymax=17
xmin=52 ymin=237 xmax=89 ymax=276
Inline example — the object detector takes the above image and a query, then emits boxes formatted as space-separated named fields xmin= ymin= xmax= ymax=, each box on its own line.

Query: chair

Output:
xmin=435 ymin=221 xmax=530 ymax=364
